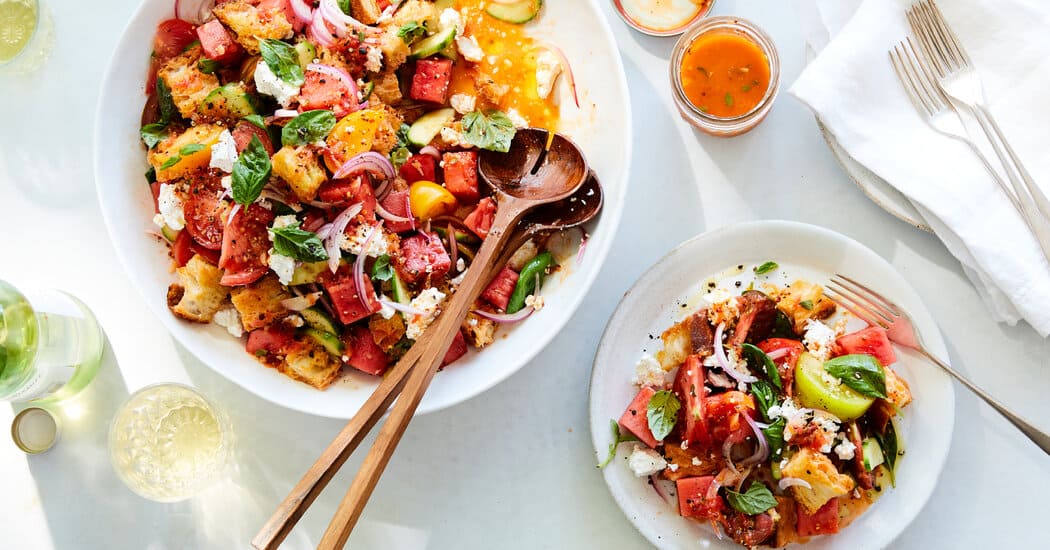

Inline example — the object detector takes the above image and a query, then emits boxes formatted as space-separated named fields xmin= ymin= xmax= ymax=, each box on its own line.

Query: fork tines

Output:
xmin=824 ymin=274 xmax=900 ymax=329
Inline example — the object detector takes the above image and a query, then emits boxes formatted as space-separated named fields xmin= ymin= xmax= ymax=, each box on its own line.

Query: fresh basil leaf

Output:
xmin=145 ymin=167 xmax=157 ymax=184
xmin=395 ymin=122 xmax=411 ymax=149
xmin=156 ymin=77 xmax=176 ymax=125
xmin=159 ymin=154 xmax=182 ymax=170
xmin=741 ymin=343 xmax=781 ymax=390
xmin=877 ymin=418 xmax=900 ymax=486
xmin=259 ymin=38 xmax=306 ymax=86
xmin=197 ymin=57 xmax=221 ymax=74
xmin=800 ymin=300 xmax=814 ymax=310
xmin=461 ymin=110 xmax=517 ymax=153
xmin=824 ymin=354 xmax=887 ymax=398
xmin=397 ymin=21 xmax=427 ymax=44
xmin=371 ymin=254 xmax=394 ymax=282
xmin=243 ymin=114 xmax=268 ymax=130
xmin=754 ymin=261 xmax=778 ymax=275
xmin=179 ymin=143 xmax=206 ymax=156
xmin=750 ymin=380 xmax=777 ymax=422
xmin=762 ymin=418 xmax=786 ymax=460
xmin=725 ymin=481 xmax=777 ymax=515
xmin=140 ymin=123 xmax=168 ymax=149
xmin=270 ymin=224 xmax=328 ymax=262
xmin=337 ymin=0 xmax=351 ymax=15
xmin=598 ymin=419 xmax=638 ymax=469
xmin=231 ymin=135 xmax=272 ymax=205
xmin=390 ymin=146 xmax=410 ymax=170
xmin=646 ymin=390 xmax=680 ymax=442
xmin=282 ymin=110 xmax=337 ymax=147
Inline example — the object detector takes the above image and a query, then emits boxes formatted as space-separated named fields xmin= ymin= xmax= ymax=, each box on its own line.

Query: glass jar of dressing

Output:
xmin=670 ymin=17 xmax=780 ymax=137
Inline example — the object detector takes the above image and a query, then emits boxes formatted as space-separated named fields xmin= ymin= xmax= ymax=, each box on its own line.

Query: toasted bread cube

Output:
xmin=213 ymin=0 xmax=293 ymax=54
xmin=777 ymin=280 xmax=837 ymax=333
xmin=656 ymin=320 xmax=691 ymax=371
xmin=371 ymin=105 xmax=404 ymax=155
xmin=391 ymin=0 xmax=438 ymax=28
xmin=158 ymin=46 xmax=221 ymax=120
xmin=377 ymin=26 xmax=411 ymax=73
xmin=371 ymin=71 xmax=403 ymax=106
xmin=781 ymin=448 xmax=855 ymax=514
xmin=463 ymin=311 xmax=496 ymax=348
xmin=230 ymin=274 xmax=291 ymax=331
xmin=272 ymin=145 xmax=328 ymax=202
xmin=350 ymin=0 xmax=383 ymax=25
xmin=280 ymin=340 xmax=343 ymax=389
xmin=369 ymin=314 xmax=406 ymax=352
xmin=148 ymin=123 xmax=226 ymax=182
xmin=885 ymin=367 xmax=913 ymax=409
xmin=167 ymin=255 xmax=229 ymax=323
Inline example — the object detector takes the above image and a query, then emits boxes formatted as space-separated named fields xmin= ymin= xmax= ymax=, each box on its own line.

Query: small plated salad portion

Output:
xmin=603 ymin=265 xmax=912 ymax=548
xmin=140 ymin=0 xmax=579 ymax=390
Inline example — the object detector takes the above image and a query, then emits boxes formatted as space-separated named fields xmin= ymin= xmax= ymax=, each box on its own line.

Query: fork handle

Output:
xmin=974 ymin=105 xmax=1050 ymax=222
xmin=915 ymin=347 xmax=1050 ymax=456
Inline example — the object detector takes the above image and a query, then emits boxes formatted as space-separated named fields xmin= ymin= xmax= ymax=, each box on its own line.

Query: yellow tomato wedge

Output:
xmin=324 ymin=109 xmax=383 ymax=172
xmin=409 ymin=181 xmax=458 ymax=221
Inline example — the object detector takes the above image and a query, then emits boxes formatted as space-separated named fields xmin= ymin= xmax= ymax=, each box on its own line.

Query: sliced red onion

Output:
xmin=273 ymin=108 xmax=299 ymax=118
xmin=739 ymin=413 xmax=770 ymax=467
xmin=333 ymin=151 xmax=395 ymax=180
xmin=766 ymin=347 xmax=789 ymax=361
xmin=722 ymin=439 xmax=739 ymax=475
xmin=320 ymin=0 xmax=366 ymax=31
xmin=375 ymin=203 xmax=411 ymax=223
xmin=778 ymin=477 xmax=812 ymax=491
xmin=537 ymin=43 xmax=580 ymax=108
xmin=289 ymin=0 xmax=314 ymax=26
xmin=380 ymin=298 xmax=427 ymax=316
xmin=714 ymin=322 xmax=758 ymax=384
xmin=175 ymin=0 xmax=215 ymax=25
xmin=705 ymin=477 xmax=722 ymax=502
xmin=447 ymin=223 xmax=458 ymax=268
xmin=353 ymin=221 xmax=383 ymax=308
xmin=419 ymin=145 xmax=442 ymax=159
xmin=405 ymin=193 xmax=416 ymax=231
xmin=315 ymin=222 xmax=333 ymax=240
xmin=280 ymin=292 xmax=322 ymax=311
xmin=227 ymin=202 xmax=242 ymax=227
xmin=307 ymin=63 xmax=358 ymax=99
xmin=576 ymin=228 xmax=589 ymax=264
xmin=650 ymin=476 xmax=672 ymax=505
xmin=473 ymin=307 xmax=534 ymax=323
xmin=373 ymin=178 xmax=392 ymax=202
xmin=324 ymin=202 xmax=362 ymax=273
xmin=308 ymin=14 xmax=337 ymax=47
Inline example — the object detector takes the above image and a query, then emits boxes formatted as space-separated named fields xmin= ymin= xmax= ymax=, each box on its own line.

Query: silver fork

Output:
xmin=890 ymin=38 xmax=1050 ymax=262
xmin=825 ymin=273 xmax=1050 ymax=456
xmin=907 ymin=0 xmax=1050 ymax=226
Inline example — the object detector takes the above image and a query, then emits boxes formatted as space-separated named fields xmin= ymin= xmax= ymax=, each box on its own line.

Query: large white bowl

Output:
xmin=94 ymin=1 xmax=631 ymax=418
xmin=590 ymin=221 xmax=954 ymax=549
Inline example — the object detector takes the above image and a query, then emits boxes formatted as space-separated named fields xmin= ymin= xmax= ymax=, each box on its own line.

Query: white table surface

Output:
xmin=2 ymin=0 xmax=1048 ymax=548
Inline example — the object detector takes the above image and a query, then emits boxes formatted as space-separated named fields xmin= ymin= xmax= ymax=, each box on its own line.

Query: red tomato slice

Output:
xmin=154 ymin=19 xmax=198 ymax=59
xmin=674 ymin=354 xmax=711 ymax=448
xmin=481 ymin=266 xmax=519 ymax=311
xmin=704 ymin=391 xmax=755 ymax=444
xmin=834 ymin=326 xmax=897 ymax=366
xmin=246 ymin=323 xmax=297 ymax=355
xmin=757 ymin=337 xmax=805 ymax=391
xmin=184 ymin=173 xmax=229 ymax=250
xmin=463 ymin=197 xmax=496 ymax=239
xmin=399 ymin=154 xmax=439 ymax=184
xmin=219 ymin=204 xmax=275 ymax=286
xmin=442 ymin=151 xmax=480 ymax=203
xmin=232 ymin=120 xmax=275 ymax=156
xmin=796 ymin=498 xmax=840 ymax=537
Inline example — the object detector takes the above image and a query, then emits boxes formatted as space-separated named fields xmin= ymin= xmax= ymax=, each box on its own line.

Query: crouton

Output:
xmin=463 ymin=311 xmax=495 ymax=348
xmin=157 ymin=45 xmax=221 ymax=120
xmin=773 ymin=496 xmax=800 ymax=548
xmin=148 ymin=123 xmax=226 ymax=181
xmin=350 ymin=0 xmax=383 ymax=25
xmin=780 ymin=448 xmax=855 ymax=514
xmin=370 ymin=104 xmax=404 ymax=155
xmin=377 ymin=25 xmax=411 ymax=73
xmin=369 ymin=314 xmax=406 ymax=352
xmin=271 ymin=145 xmax=327 ymax=202
xmin=885 ymin=367 xmax=913 ymax=409
xmin=661 ymin=444 xmax=723 ymax=481
xmin=777 ymin=280 xmax=836 ymax=333
xmin=279 ymin=340 xmax=343 ymax=389
xmin=167 ymin=255 xmax=228 ymax=323
xmin=391 ymin=0 xmax=438 ymax=29
xmin=213 ymin=0 xmax=293 ymax=54
xmin=230 ymin=274 xmax=291 ymax=331
xmin=655 ymin=311 xmax=714 ymax=371
xmin=371 ymin=71 xmax=403 ymax=106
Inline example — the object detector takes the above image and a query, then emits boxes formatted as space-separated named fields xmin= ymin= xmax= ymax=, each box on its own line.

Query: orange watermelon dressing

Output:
xmin=678 ymin=31 xmax=770 ymax=118
xmin=447 ymin=0 xmax=560 ymax=130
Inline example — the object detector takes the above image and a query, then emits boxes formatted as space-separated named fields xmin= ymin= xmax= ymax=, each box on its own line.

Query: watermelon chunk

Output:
xmin=399 ymin=154 xmax=439 ymax=184
xmin=796 ymin=497 xmax=840 ymax=537
xmin=834 ymin=326 xmax=896 ymax=366
xmin=618 ymin=386 xmax=659 ymax=448
xmin=379 ymin=190 xmax=416 ymax=233
xmin=196 ymin=19 xmax=244 ymax=65
xmin=442 ymin=151 xmax=480 ymax=203
xmin=441 ymin=330 xmax=468 ymax=367
xmin=321 ymin=266 xmax=382 ymax=324
xmin=481 ymin=266 xmax=519 ymax=311
xmin=676 ymin=476 xmax=724 ymax=520
xmin=410 ymin=58 xmax=454 ymax=104
xmin=345 ymin=325 xmax=388 ymax=375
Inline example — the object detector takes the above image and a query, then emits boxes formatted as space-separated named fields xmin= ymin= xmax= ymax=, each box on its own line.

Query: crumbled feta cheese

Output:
xmin=376 ymin=5 xmax=394 ymax=24
xmin=627 ymin=444 xmax=667 ymax=477
xmin=632 ymin=354 xmax=666 ymax=388
xmin=209 ymin=129 xmax=239 ymax=173
xmin=439 ymin=8 xmax=464 ymax=34
xmin=505 ymin=108 xmax=529 ymax=129
xmin=834 ymin=438 xmax=857 ymax=460
xmin=667 ymin=463 xmax=679 ymax=472
xmin=254 ymin=60 xmax=301 ymax=108
xmin=365 ymin=45 xmax=383 ymax=73
xmin=268 ymin=250 xmax=296 ymax=285
xmin=456 ymin=257 xmax=466 ymax=273
xmin=704 ymin=287 xmax=735 ymax=306
xmin=450 ymin=93 xmax=477 ymax=115
xmin=534 ymin=49 xmax=563 ymax=100
xmin=271 ymin=214 xmax=299 ymax=230
xmin=340 ymin=224 xmax=397 ymax=257
xmin=450 ymin=270 xmax=466 ymax=286
xmin=213 ymin=307 xmax=243 ymax=337
xmin=152 ymin=214 xmax=165 ymax=228
xmin=378 ymin=294 xmax=396 ymax=320
xmin=157 ymin=183 xmax=186 ymax=230
xmin=406 ymin=287 xmax=446 ymax=340
xmin=455 ymin=34 xmax=484 ymax=63
xmin=691 ymin=457 xmax=703 ymax=466
xmin=285 ymin=314 xmax=305 ymax=328
xmin=221 ymin=175 xmax=232 ymax=193
xmin=525 ymin=294 xmax=545 ymax=311
xmin=439 ymin=126 xmax=474 ymax=148
xmin=803 ymin=319 xmax=837 ymax=361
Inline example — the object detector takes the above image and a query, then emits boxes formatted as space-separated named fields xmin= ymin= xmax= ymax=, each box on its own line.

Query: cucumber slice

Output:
xmin=295 ymin=41 xmax=317 ymax=71
xmin=290 ymin=261 xmax=328 ymax=285
xmin=161 ymin=225 xmax=179 ymax=242
xmin=391 ymin=271 xmax=411 ymax=304
xmin=407 ymin=107 xmax=456 ymax=147
xmin=198 ymin=83 xmax=258 ymax=119
xmin=304 ymin=327 xmax=344 ymax=356
xmin=410 ymin=26 xmax=457 ymax=59
xmin=360 ymin=80 xmax=375 ymax=102
xmin=862 ymin=438 xmax=884 ymax=471
xmin=301 ymin=306 xmax=338 ymax=335
xmin=485 ymin=0 xmax=542 ymax=24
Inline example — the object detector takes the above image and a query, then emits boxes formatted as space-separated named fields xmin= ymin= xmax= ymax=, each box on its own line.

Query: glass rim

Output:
xmin=612 ymin=0 xmax=718 ymax=37
xmin=0 ymin=0 xmax=41 ymax=67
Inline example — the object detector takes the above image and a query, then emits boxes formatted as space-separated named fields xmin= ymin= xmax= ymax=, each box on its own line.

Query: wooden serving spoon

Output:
xmin=251 ymin=129 xmax=587 ymax=550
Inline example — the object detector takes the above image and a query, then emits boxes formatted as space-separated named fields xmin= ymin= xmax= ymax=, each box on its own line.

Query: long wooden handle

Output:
xmin=251 ymin=334 xmax=430 ymax=549
xmin=316 ymin=201 xmax=528 ymax=550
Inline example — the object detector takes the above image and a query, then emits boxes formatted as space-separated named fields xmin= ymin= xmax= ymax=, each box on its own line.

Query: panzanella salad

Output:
xmin=141 ymin=0 xmax=576 ymax=390
xmin=603 ymin=265 xmax=912 ymax=548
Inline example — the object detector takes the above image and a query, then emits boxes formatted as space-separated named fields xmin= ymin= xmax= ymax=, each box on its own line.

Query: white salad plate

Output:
xmin=94 ymin=0 xmax=631 ymax=418
xmin=589 ymin=221 xmax=954 ymax=549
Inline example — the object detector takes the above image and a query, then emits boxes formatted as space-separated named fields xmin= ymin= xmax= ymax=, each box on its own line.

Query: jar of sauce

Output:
xmin=670 ymin=17 xmax=780 ymax=136
xmin=613 ymin=0 xmax=716 ymax=36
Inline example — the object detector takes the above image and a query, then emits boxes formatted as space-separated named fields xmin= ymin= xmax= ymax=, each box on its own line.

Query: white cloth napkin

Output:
xmin=791 ymin=0 xmax=1050 ymax=336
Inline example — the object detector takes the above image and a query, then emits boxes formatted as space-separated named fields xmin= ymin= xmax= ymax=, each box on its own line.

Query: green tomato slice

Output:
xmin=794 ymin=352 xmax=875 ymax=420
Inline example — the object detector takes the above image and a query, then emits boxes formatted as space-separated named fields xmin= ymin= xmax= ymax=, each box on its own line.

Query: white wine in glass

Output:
xmin=0 ymin=0 xmax=53 ymax=73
